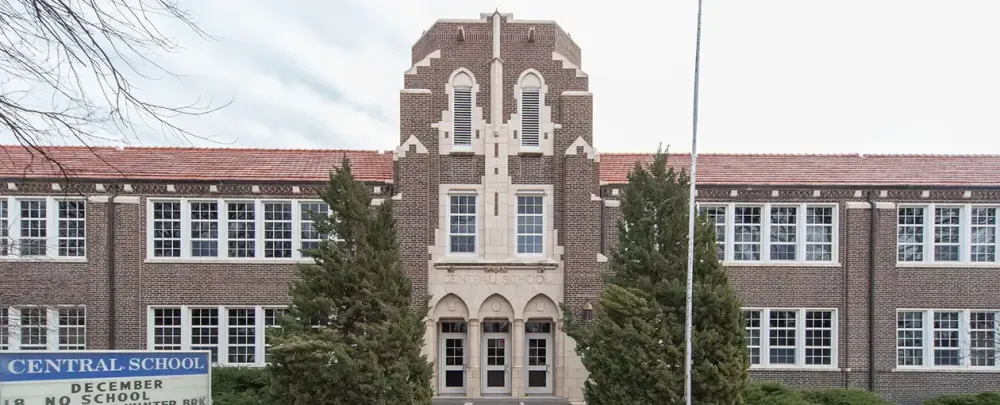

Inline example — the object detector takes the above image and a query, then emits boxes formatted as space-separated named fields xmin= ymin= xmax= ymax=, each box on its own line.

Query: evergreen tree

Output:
xmin=565 ymin=147 xmax=748 ymax=405
xmin=267 ymin=159 xmax=434 ymax=405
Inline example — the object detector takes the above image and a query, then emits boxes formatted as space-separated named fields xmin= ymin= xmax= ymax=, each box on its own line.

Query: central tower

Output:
xmin=393 ymin=12 xmax=600 ymax=401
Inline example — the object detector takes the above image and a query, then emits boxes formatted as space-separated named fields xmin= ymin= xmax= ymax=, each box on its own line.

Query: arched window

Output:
xmin=452 ymin=71 xmax=474 ymax=147
xmin=519 ymin=72 xmax=542 ymax=148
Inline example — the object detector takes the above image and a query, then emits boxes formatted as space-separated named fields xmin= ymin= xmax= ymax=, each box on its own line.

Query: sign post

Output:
xmin=0 ymin=351 xmax=211 ymax=405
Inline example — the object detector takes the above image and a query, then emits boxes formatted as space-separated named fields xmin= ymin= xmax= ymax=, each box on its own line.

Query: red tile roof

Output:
xmin=0 ymin=146 xmax=997 ymax=187
xmin=600 ymin=153 xmax=1000 ymax=186
xmin=0 ymin=146 xmax=393 ymax=182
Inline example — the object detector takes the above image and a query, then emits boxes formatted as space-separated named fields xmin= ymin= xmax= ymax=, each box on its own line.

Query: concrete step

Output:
xmin=433 ymin=397 xmax=573 ymax=405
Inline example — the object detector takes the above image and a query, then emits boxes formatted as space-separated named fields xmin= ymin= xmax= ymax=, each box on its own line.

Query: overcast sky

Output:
xmin=9 ymin=0 xmax=1000 ymax=154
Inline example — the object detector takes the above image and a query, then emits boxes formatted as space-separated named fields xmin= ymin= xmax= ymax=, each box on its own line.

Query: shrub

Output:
xmin=925 ymin=392 xmax=1000 ymax=405
xmin=212 ymin=366 xmax=271 ymax=405
xmin=743 ymin=383 xmax=814 ymax=405
xmin=804 ymin=388 xmax=892 ymax=405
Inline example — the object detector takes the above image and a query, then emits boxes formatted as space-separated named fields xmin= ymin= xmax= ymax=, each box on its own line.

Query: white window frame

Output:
xmin=696 ymin=202 xmax=840 ymax=265
xmin=0 ymin=197 xmax=87 ymax=262
xmin=896 ymin=204 xmax=1000 ymax=267
xmin=515 ymin=194 xmax=545 ymax=256
xmin=741 ymin=307 xmax=839 ymax=369
xmin=146 ymin=198 xmax=330 ymax=262
xmin=446 ymin=194 xmax=478 ymax=256
xmin=895 ymin=309 xmax=1000 ymax=371
xmin=0 ymin=305 xmax=86 ymax=351
xmin=146 ymin=305 xmax=287 ymax=367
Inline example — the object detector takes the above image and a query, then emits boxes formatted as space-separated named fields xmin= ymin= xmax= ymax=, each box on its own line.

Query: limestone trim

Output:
xmin=394 ymin=135 xmax=429 ymax=160
xmin=552 ymin=52 xmax=588 ymax=77
xmin=432 ymin=184 xmax=486 ymax=260
xmin=405 ymin=49 xmax=441 ymax=75
xmin=564 ymin=136 xmax=599 ymax=162
xmin=439 ymin=68 xmax=486 ymax=155
xmin=400 ymin=88 xmax=432 ymax=94
xmin=508 ymin=69 xmax=555 ymax=156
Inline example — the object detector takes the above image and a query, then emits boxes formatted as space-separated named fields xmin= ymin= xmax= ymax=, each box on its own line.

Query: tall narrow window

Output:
xmin=733 ymin=206 xmax=762 ymax=261
xmin=521 ymin=89 xmax=540 ymax=147
xmin=743 ymin=310 xmax=761 ymax=365
xmin=0 ymin=200 xmax=9 ymax=256
xmin=804 ymin=311 xmax=833 ymax=365
xmin=453 ymin=88 xmax=473 ymax=147
xmin=971 ymin=208 xmax=997 ymax=262
xmin=152 ymin=308 xmax=182 ymax=351
xmin=57 ymin=201 xmax=85 ymax=257
xmin=300 ymin=202 xmax=329 ymax=253
xmin=19 ymin=200 xmax=46 ymax=256
xmin=264 ymin=202 xmax=293 ymax=258
xmin=227 ymin=202 xmax=255 ymax=258
xmin=0 ymin=308 xmax=8 ymax=351
xmin=190 ymin=308 xmax=219 ymax=363
xmin=449 ymin=195 xmax=476 ymax=254
xmin=190 ymin=202 xmax=219 ymax=257
xmin=228 ymin=308 xmax=256 ymax=364
xmin=970 ymin=311 xmax=997 ymax=367
xmin=933 ymin=311 xmax=961 ymax=366
xmin=806 ymin=206 xmax=834 ymax=261
xmin=152 ymin=202 xmax=182 ymax=257
xmin=58 ymin=307 xmax=86 ymax=351
xmin=898 ymin=207 xmax=925 ymax=262
xmin=934 ymin=207 xmax=961 ymax=261
xmin=769 ymin=206 xmax=797 ymax=260
xmin=20 ymin=308 xmax=47 ymax=350
xmin=264 ymin=308 xmax=287 ymax=363
xmin=517 ymin=196 xmax=544 ymax=254
xmin=897 ymin=311 xmax=924 ymax=366
xmin=768 ymin=310 xmax=796 ymax=365
xmin=700 ymin=206 xmax=726 ymax=261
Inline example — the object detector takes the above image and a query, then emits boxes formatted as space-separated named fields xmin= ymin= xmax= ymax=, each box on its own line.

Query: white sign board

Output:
xmin=0 ymin=351 xmax=211 ymax=405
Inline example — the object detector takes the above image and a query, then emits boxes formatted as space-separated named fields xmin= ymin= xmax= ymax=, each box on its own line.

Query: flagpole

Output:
xmin=684 ymin=0 xmax=705 ymax=403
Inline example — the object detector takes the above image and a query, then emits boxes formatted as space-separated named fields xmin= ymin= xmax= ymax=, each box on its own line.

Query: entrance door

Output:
xmin=481 ymin=320 xmax=511 ymax=394
xmin=525 ymin=321 xmax=553 ymax=394
xmin=439 ymin=321 xmax=467 ymax=394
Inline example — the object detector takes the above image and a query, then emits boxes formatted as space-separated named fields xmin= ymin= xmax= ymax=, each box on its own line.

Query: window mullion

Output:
xmin=47 ymin=307 xmax=58 ymax=350
xmin=797 ymin=309 xmax=806 ymax=367
xmin=219 ymin=199 xmax=229 ymax=259
xmin=255 ymin=306 xmax=265 ymax=367
xmin=726 ymin=204 xmax=734 ymax=262
xmin=926 ymin=204 xmax=935 ymax=264
xmin=760 ymin=309 xmax=770 ymax=367
xmin=219 ymin=306 xmax=229 ymax=366
xmin=255 ymin=200 xmax=264 ymax=259
xmin=761 ymin=203 xmax=770 ymax=262
xmin=925 ymin=310 xmax=933 ymax=367
xmin=46 ymin=197 xmax=57 ymax=259
xmin=962 ymin=205 xmax=971 ymax=263
xmin=9 ymin=197 xmax=19 ymax=257
xmin=292 ymin=201 xmax=302 ymax=260
xmin=798 ymin=204 xmax=806 ymax=262
xmin=180 ymin=199 xmax=191 ymax=259
xmin=961 ymin=310 xmax=970 ymax=368
xmin=9 ymin=308 xmax=20 ymax=351
xmin=180 ymin=305 xmax=192 ymax=351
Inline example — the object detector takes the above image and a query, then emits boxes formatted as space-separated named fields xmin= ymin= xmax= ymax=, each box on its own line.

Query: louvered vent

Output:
xmin=521 ymin=90 xmax=540 ymax=147
xmin=453 ymin=88 xmax=473 ymax=147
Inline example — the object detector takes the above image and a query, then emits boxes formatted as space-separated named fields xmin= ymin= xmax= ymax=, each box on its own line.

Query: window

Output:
xmin=449 ymin=195 xmax=476 ymax=254
xmin=453 ymin=88 xmax=473 ymax=147
xmin=264 ymin=202 xmax=293 ymax=258
xmin=971 ymin=208 xmax=997 ymax=262
xmin=300 ymin=202 xmax=329 ymax=252
xmin=58 ymin=307 xmax=86 ymax=350
xmin=521 ymin=89 xmax=540 ymax=147
xmin=264 ymin=308 xmax=286 ymax=363
xmin=769 ymin=206 xmax=797 ymax=261
xmin=152 ymin=308 xmax=182 ymax=351
xmin=0 ymin=306 xmax=85 ymax=351
xmin=0 ymin=200 xmax=9 ymax=256
xmin=896 ymin=309 xmax=1000 ymax=369
xmin=20 ymin=200 xmax=46 ymax=256
xmin=517 ymin=196 xmax=544 ymax=254
xmin=153 ymin=201 xmax=182 ymax=257
xmin=897 ymin=311 xmax=924 ymax=366
xmin=741 ymin=308 xmax=837 ymax=368
xmin=190 ymin=308 xmax=220 ymax=362
xmin=897 ymin=205 xmax=1000 ymax=265
xmin=733 ymin=206 xmax=762 ymax=261
xmin=150 ymin=199 xmax=330 ymax=260
xmin=700 ymin=206 xmax=726 ymax=261
xmin=190 ymin=202 xmax=219 ymax=257
xmin=149 ymin=305 xmax=283 ymax=366
xmin=743 ymin=310 xmax=761 ymax=365
xmin=228 ymin=202 xmax=255 ymax=258
xmin=57 ymin=200 xmax=86 ymax=257
xmin=698 ymin=203 xmax=838 ymax=263
xmin=806 ymin=207 xmax=834 ymax=261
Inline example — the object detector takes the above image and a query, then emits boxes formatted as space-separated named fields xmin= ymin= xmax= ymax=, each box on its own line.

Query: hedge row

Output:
xmin=212 ymin=366 xmax=272 ymax=405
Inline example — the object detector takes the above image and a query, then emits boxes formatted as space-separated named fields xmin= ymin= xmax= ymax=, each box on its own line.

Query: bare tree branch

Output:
xmin=0 ymin=0 xmax=230 ymax=181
